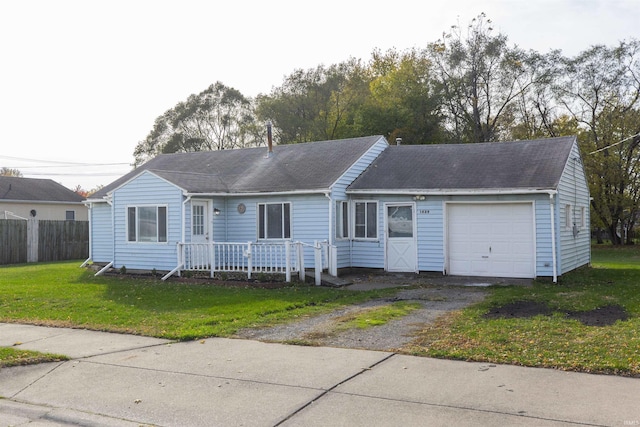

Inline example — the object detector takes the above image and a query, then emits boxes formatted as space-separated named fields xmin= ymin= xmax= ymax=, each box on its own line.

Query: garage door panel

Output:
xmin=448 ymin=203 xmax=534 ymax=278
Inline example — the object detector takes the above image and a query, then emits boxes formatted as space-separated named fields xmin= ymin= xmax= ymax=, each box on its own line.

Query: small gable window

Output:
xmin=565 ymin=204 xmax=572 ymax=228
xmin=579 ymin=206 xmax=587 ymax=229
xmin=127 ymin=206 xmax=167 ymax=243
xmin=258 ymin=202 xmax=291 ymax=240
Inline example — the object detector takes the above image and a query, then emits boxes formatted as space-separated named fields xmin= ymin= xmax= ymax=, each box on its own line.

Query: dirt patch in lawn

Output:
xmin=483 ymin=301 xmax=629 ymax=326
xmin=566 ymin=305 xmax=629 ymax=326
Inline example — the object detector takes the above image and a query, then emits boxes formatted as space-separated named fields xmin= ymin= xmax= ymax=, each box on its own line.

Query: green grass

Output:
xmin=0 ymin=347 xmax=67 ymax=367
xmin=406 ymin=245 xmax=640 ymax=376
xmin=334 ymin=301 xmax=421 ymax=330
xmin=0 ymin=261 xmax=392 ymax=341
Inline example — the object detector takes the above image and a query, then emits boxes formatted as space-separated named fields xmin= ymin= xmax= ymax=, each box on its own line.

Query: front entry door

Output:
xmin=191 ymin=201 xmax=210 ymax=243
xmin=386 ymin=204 xmax=417 ymax=272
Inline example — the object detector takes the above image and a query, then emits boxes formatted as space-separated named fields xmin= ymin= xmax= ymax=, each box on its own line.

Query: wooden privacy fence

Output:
xmin=0 ymin=219 xmax=27 ymax=264
xmin=0 ymin=219 xmax=88 ymax=265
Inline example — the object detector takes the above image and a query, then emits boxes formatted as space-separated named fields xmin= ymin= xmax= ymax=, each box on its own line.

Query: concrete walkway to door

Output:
xmin=1 ymin=322 xmax=638 ymax=426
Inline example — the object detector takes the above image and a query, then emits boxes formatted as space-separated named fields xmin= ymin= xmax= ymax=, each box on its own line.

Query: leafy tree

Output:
xmin=256 ymin=59 xmax=370 ymax=144
xmin=73 ymin=184 xmax=103 ymax=197
xmin=133 ymin=82 xmax=259 ymax=166
xmin=0 ymin=167 xmax=23 ymax=177
xmin=428 ymin=13 xmax=540 ymax=143
xmin=356 ymin=48 xmax=444 ymax=144
xmin=555 ymin=40 xmax=640 ymax=244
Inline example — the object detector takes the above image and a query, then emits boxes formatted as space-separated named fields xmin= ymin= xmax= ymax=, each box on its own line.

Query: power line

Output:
xmin=0 ymin=154 xmax=130 ymax=167
xmin=588 ymin=132 xmax=640 ymax=155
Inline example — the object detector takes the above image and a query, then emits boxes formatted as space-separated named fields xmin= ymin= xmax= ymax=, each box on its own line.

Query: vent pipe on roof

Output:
xmin=396 ymin=137 xmax=402 ymax=146
xmin=265 ymin=121 xmax=273 ymax=158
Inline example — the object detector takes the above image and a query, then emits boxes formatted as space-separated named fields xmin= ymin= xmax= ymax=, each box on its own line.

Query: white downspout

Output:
xmin=182 ymin=195 xmax=191 ymax=244
xmin=80 ymin=202 xmax=92 ymax=267
xmin=108 ymin=195 xmax=115 ymax=269
xmin=325 ymin=192 xmax=333 ymax=246
xmin=549 ymin=193 xmax=558 ymax=283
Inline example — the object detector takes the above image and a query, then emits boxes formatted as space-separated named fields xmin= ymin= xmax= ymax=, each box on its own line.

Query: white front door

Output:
xmin=191 ymin=201 xmax=210 ymax=243
xmin=386 ymin=204 xmax=417 ymax=272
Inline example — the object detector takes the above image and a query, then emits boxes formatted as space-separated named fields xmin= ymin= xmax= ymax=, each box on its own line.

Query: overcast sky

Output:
xmin=1 ymin=0 xmax=638 ymax=191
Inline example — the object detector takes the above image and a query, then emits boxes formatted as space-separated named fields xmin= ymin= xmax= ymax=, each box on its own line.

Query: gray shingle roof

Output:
xmin=0 ymin=176 xmax=84 ymax=202
xmin=347 ymin=136 xmax=576 ymax=192
xmin=92 ymin=136 xmax=385 ymax=198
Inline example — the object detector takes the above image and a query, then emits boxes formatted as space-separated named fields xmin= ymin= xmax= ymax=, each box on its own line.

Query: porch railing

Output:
xmin=162 ymin=241 xmax=336 ymax=285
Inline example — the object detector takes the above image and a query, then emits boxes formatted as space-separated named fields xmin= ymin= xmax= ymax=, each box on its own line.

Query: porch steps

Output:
xmin=305 ymin=271 xmax=353 ymax=287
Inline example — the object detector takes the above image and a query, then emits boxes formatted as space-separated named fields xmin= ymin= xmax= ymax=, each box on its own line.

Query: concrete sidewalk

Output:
xmin=0 ymin=323 xmax=639 ymax=426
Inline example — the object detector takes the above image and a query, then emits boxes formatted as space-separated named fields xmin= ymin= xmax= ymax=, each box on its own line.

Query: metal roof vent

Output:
xmin=396 ymin=137 xmax=402 ymax=146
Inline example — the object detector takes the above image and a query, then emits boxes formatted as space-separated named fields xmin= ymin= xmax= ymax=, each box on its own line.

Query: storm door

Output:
xmin=385 ymin=204 xmax=417 ymax=272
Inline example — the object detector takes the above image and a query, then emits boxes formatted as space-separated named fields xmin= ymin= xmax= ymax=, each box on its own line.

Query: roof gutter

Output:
xmin=347 ymin=188 xmax=558 ymax=196
xmin=182 ymin=189 xmax=330 ymax=197
xmin=0 ymin=199 xmax=85 ymax=205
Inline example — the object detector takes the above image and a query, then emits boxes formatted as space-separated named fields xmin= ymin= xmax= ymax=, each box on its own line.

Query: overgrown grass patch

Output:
xmin=0 ymin=347 xmax=67 ymax=367
xmin=405 ymin=245 xmax=640 ymax=376
xmin=0 ymin=261 xmax=394 ymax=341
xmin=333 ymin=301 xmax=421 ymax=330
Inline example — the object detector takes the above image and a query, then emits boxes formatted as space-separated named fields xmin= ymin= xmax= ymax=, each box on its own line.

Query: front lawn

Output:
xmin=406 ymin=245 xmax=640 ymax=376
xmin=0 ymin=261 xmax=392 ymax=341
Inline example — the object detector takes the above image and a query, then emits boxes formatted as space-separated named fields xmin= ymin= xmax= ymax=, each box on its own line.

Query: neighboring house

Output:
xmin=0 ymin=176 xmax=87 ymax=221
xmin=86 ymin=135 xmax=590 ymax=282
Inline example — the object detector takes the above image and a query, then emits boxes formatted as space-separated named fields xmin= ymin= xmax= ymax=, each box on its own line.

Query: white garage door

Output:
xmin=447 ymin=203 xmax=535 ymax=278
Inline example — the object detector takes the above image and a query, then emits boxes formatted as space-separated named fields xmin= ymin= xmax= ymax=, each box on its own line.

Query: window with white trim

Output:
xmin=127 ymin=206 xmax=167 ymax=243
xmin=354 ymin=201 xmax=377 ymax=239
xmin=579 ymin=206 xmax=586 ymax=229
xmin=258 ymin=202 xmax=291 ymax=239
xmin=565 ymin=204 xmax=572 ymax=228
xmin=336 ymin=201 xmax=349 ymax=239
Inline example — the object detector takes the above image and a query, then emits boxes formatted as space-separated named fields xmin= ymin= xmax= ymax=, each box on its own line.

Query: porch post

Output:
xmin=246 ymin=241 xmax=252 ymax=280
xmin=285 ymin=241 xmax=291 ymax=282
xmin=209 ymin=241 xmax=214 ymax=278
xmin=329 ymin=245 xmax=338 ymax=277
xmin=314 ymin=241 xmax=322 ymax=286
xmin=297 ymin=242 xmax=305 ymax=282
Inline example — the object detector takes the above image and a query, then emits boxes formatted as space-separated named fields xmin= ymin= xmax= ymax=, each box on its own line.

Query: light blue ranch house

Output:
xmin=85 ymin=134 xmax=590 ymax=283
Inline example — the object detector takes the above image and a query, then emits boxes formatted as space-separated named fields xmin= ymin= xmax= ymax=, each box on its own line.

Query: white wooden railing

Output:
xmin=162 ymin=241 xmax=336 ymax=285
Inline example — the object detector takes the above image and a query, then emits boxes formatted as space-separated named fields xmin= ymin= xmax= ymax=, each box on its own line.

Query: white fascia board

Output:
xmin=183 ymin=189 xmax=330 ymax=197
xmin=0 ymin=199 xmax=86 ymax=205
xmin=346 ymin=188 xmax=558 ymax=196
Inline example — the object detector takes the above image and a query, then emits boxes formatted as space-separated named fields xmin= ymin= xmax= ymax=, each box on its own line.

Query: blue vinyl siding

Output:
xmin=112 ymin=172 xmax=183 ymax=271
xmin=416 ymin=199 xmax=445 ymax=272
xmin=219 ymin=194 xmax=330 ymax=267
xmin=331 ymin=137 xmax=388 ymax=200
xmin=331 ymin=137 xmax=387 ymax=269
xmin=348 ymin=198 xmax=384 ymax=268
xmin=556 ymin=141 xmax=591 ymax=274
xmin=534 ymin=197 xmax=554 ymax=277
xmin=90 ymin=202 xmax=113 ymax=263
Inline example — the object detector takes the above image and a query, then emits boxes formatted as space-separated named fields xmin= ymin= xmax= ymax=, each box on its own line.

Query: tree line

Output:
xmin=132 ymin=14 xmax=640 ymax=245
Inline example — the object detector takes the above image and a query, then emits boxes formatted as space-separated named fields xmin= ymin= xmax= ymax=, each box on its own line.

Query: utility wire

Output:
xmin=0 ymin=154 xmax=130 ymax=166
xmin=588 ymin=132 xmax=640 ymax=155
